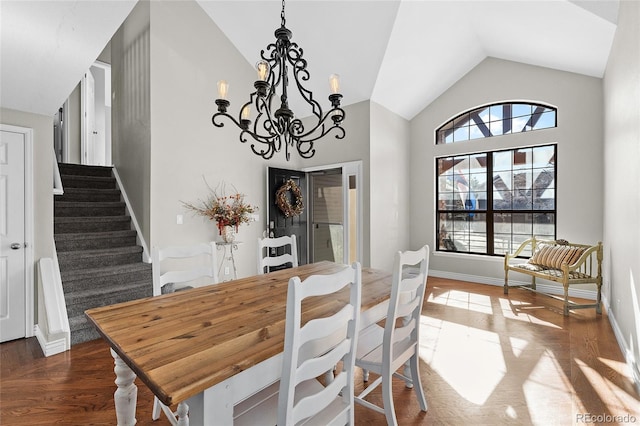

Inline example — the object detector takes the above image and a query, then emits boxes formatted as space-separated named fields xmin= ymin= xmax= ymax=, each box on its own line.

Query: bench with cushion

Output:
xmin=504 ymin=237 xmax=603 ymax=315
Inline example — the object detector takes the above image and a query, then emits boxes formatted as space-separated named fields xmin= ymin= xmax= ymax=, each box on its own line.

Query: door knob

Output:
xmin=10 ymin=243 xmax=22 ymax=250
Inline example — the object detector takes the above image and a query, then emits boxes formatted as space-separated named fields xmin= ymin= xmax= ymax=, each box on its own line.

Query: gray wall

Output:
xmin=370 ymin=101 xmax=411 ymax=271
xmin=66 ymin=83 xmax=81 ymax=164
xmin=111 ymin=0 xmax=151 ymax=245
xmin=603 ymin=0 xmax=640 ymax=389
xmin=410 ymin=57 xmax=604 ymax=286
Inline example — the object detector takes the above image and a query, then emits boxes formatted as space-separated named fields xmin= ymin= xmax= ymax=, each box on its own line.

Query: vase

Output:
xmin=221 ymin=226 xmax=236 ymax=243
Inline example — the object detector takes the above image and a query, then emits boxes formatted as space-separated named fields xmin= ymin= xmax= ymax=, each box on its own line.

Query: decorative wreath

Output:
xmin=276 ymin=179 xmax=304 ymax=218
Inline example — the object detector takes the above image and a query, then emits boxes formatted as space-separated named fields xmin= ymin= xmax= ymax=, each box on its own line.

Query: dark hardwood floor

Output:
xmin=1 ymin=277 xmax=638 ymax=425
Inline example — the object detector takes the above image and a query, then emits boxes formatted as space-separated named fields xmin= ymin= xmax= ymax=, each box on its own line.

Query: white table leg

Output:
xmin=111 ymin=348 xmax=138 ymax=426
xmin=176 ymin=402 xmax=189 ymax=426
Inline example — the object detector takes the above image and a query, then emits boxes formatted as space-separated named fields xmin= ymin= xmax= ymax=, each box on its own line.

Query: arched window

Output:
xmin=435 ymin=101 xmax=557 ymax=256
xmin=436 ymin=102 xmax=557 ymax=144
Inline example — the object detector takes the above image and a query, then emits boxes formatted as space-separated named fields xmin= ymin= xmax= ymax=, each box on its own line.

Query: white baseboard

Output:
xmin=428 ymin=269 xmax=598 ymax=300
xmin=605 ymin=303 xmax=640 ymax=394
xmin=34 ymin=325 xmax=68 ymax=357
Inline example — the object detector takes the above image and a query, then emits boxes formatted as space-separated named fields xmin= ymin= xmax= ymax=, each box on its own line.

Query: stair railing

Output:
xmin=53 ymin=150 xmax=63 ymax=195
xmin=35 ymin=254 xmax=70 ymax=356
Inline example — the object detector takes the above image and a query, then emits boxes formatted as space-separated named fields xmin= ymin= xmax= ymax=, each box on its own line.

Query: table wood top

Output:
xmin=85 ymin=261 xmax=392 ymax=406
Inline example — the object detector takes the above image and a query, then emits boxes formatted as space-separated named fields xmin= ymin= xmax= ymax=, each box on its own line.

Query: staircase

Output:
xmin=54 ymin=163 xmax=152 ymax=346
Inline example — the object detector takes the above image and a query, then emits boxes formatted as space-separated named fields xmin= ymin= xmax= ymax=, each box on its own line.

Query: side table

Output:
xmin=216 ymin=241 xmax=241 ymax=281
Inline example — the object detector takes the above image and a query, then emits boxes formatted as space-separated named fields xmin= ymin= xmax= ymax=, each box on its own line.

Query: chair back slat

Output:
xmin=385 ymin=247 xmax=428 ymax=362
xmin=257 ymin=235 xmax=298 ymax=274
xmin=278 ymin=262 xmax=361 ymax=425
xmin=151 ymin=242 xmax=219 ymax=296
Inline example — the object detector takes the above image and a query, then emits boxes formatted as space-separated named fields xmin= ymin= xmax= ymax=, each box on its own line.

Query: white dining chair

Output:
xmin=354 ymin=245 xmax=430 ymax=426
xmin=151 ymin=242 xmax=219 ymax=296
xmin=234 ymin=262 xmax=362 ymax=426
xmin=257 ymin=234 xmax=298 ymax=274
xmin=150 ymin=241 xmax=219 ymax=424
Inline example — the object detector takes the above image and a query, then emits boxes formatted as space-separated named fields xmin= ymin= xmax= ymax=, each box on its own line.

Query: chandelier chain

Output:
xmin=281 ymin=0 xmax=286 ymax=27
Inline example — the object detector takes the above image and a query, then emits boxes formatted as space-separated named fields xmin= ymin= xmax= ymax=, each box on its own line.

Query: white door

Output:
xmin=0 ymin=128 xmax=26 ymax=342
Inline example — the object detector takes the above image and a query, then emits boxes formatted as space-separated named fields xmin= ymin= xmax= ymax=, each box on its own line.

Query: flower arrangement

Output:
xmin=183 ymin=181 xmax=257 ymax=234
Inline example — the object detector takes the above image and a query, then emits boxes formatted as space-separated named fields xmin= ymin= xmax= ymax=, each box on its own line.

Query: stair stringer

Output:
xmin=112 ymin=166 xmax=151 ymax=264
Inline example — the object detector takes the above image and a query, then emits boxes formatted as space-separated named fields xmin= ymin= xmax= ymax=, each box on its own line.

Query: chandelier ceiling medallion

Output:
xmin=212 ymin=0 xmax=346 ymax=161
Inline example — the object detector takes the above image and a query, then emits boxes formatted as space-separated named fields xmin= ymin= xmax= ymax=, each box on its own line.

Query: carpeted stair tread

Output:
xmin=54 ymin=201 xmax=126 ymax=217
xmin=58 ymin=246 xmax=143 ymax=271
xmin=55 ymin=229 xmax=136 ymax=241
xmin=55 ymin=215 xmax=131 ymax=234
xmin=61 ymin=263 xmax=151 ymax=296
xmin=57 ymin=187 xmax=121 ymax=202
xmin=60 ymin=175 xmax=116 ymax=189
xmin=55 ymin=231 xmax=137 ymax=251
xmin=65 ymin=278 xmax=151 ymax=301
xmin=61 ymin=262 xmax=151 ymax=282
xmin=58 ymin=163 xmax=113 ymax=177
xmin=65 ymin=280 xmax=153 ymax=318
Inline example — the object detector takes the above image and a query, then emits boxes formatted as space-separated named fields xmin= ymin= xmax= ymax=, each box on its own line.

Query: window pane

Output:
xmin=513 ymin=103 xmax=532 ymax=118
xmin=493 ymin=189 xmax=512 ymax=210
xmin=494 ymin=213 xmax=511 ymax=234
xmin=453 ymin=125 xmax=469 ymax=142
xmin=533 ymin=145 xmax=555 ymax=167
xmin=469 ymin=122 xmax=483 ymax=139
xmin=490 ymin=119 xmax=503 ymax=136
xmin=533 ymin=111 xmax=556 ymax=130
xmin=533 ymin=213 xmax=555 ymax=237
xmin=452 ymin=114 xmax=470 ymax=142
xmin=493 ymin=151 xmax=512 ymax=172
xmin=489 ymin=105 xmax=503 ymax=122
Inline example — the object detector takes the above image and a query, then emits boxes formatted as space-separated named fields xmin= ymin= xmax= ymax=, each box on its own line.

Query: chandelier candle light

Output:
xmin=212 ymin=0 xmax=346 ymax=161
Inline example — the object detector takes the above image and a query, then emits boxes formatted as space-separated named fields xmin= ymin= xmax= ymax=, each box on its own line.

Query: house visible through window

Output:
xmin=436 ymin=143 xmax=556 ymax=256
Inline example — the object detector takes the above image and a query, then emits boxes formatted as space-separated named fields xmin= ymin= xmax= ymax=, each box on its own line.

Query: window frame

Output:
xmin=436 ymin=101 xmax=557 ymax=145
xmin=435 ymin=143 xmax=557 ymax=257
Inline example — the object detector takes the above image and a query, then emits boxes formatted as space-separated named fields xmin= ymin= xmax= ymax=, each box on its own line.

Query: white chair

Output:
xmin=151 ymin=242 xmax=219 ymax=296
xmin=234 ymin=262 xmax=362 ymax=426
xmin=355 ymin=245 xmax=430 ymax=426
xmin=257 ymin=234 xmax=298 ymax=274
xmin=150 ymin=241 xmax=219 ymax=424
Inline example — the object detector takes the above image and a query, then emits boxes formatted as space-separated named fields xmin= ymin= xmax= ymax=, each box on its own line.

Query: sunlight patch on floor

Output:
xmin=427 ymin=290 xmax=493 ymax=314
xmin=523 ymin=351 xmax=573 ymax=424
xmin=498 ymin=297 xmax=563 ymax=329
xmin=574 ymin=357 xmax=640 ymax=415
xmin=598 ymin=356 xmax=633 ymax=377
xmin=420 ymin=316 xmax=506 ymax=405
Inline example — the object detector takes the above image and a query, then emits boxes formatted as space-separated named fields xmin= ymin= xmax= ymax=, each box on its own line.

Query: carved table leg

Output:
xmin=111 ymin=348 xmax=138 ymax=426
xmin=176 ymin=402 xmax=190 ymax=426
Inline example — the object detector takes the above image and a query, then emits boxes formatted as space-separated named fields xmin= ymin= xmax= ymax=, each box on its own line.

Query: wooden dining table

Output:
xmin=85 ymin=261 xmax=393 ymax=426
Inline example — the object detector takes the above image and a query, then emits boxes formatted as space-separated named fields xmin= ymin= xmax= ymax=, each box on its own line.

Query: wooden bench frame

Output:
xmin=504 ymin=237 xmax=603 ymax=316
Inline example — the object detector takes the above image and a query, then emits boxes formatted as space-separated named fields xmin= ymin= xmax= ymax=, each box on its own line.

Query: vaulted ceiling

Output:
xmin=0 ymin=1 xmax=619 ymax=120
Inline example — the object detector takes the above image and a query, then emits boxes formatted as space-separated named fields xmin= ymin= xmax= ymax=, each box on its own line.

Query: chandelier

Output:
xmin=212 ymin=0 xmax=346 ymax=161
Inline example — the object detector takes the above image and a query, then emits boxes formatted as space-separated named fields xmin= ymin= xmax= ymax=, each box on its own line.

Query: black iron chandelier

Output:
xmin=212 ymin=0 xmax=346 ymax=161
